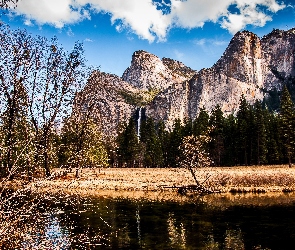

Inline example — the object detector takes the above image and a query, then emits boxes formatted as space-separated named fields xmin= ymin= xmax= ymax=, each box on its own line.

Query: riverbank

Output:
xmin=3 ymin=165 xmax=295 ymax=201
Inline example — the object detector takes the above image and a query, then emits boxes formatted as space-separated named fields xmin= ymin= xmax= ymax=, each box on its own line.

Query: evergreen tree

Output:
xmin=167 ymin=119 xmax=183 ymax=167
xmin=253 ymin=101 xmax=268 ymax=165
xmin=140 ymin=118 xmax=163 ymax=167
xmin=182 ymin=118 xmax=193 ymax=137
xmin=265 ymin=111 xmax=281 ymax=164
xmin=237 ymin=95 xmax=251 ymax=165
xmin=209 ymin=105 xmax=225 ymax=166
xmin=193 ymin=108 xmax=209 ymax=136
xmin=223 ymin=114 xmax=238 ymax=166
xmin=116 ymin=118 xmax=140 ymax=168
xmin=157 ymin=120 xmax=169 ymax=167
xmin=279 ymin=85 xmax=295 ymax=167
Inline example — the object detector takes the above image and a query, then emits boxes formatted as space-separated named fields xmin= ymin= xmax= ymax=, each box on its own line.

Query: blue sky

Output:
xmin=2 ymin=0 xmax=295 ymax=76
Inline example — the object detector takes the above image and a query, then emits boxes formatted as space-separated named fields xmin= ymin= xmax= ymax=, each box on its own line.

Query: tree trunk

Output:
xmin=44 ymin=150 xmax=51 ymax=177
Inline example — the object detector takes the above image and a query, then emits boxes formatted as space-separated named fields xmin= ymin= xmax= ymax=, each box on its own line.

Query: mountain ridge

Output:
xmin=74 ymin=27 xmax=295 ymax=136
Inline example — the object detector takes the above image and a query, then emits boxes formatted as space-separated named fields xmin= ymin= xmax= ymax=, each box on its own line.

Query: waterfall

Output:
xmin=137 ymin=107 xmax=142 ymax=138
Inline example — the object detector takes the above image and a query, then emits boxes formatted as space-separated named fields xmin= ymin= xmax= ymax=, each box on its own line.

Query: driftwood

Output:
xmin=161 ymin=184 xmax=217 ymax=196
xmin=161 ymin=166 xmax=220 ymax=196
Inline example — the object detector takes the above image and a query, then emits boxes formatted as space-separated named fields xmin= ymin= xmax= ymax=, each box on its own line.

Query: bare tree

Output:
xmin=179 ymin=134 xmax=212 ymax=193
xmin=0 ymin=25 xmax=35 ymax=178
xmin=0 ymin=23 xmax=89 ymax=177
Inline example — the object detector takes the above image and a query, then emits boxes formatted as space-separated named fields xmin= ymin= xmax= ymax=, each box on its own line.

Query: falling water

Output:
xmin=137 ymin=107 xmax=142 ymax=138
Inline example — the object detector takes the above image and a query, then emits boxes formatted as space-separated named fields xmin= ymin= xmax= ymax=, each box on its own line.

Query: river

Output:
xmin=13 ymin=192 xmax=294 ymax=249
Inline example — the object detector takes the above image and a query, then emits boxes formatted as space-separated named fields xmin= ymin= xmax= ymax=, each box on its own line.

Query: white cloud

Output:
xmin=24 ymin=19 xmax=33 ymax=26
xmin=220 ymin=0 xmax=285 ymax=34
xmin=10 ymin=0 xmax=287 ymax=41
xmin=10 ymin=0 xmax=89 ymax=28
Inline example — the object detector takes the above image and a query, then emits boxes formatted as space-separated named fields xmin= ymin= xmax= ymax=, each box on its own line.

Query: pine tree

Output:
xmin=253 ymin=101 xmax=267 ymax=165
xmin=279 ymin=85 xmax=295 ymax=167
xmin=193 ymin=108 xmax=209 ymax=136
xmin=140 ymin=118 xmax=163 ymax=167
xmin=265 ymin=111 xmax=281 ymax=164
xmin=182 ymin=118 xmax=193 ymax=137
xmin=167 ymin=119 xmax=183 ymax=167
xmin=223 ymin=114 xmax=238 ymax=166
xmin=209 ymin=105 xmax=225 ymax=166
xmin=237 ymin=95 xmax=251 ymax=165
xmin=116 ymin=118 xmax=140 ymax=168
xmin=157 ymin=120 xmax=168 ymax=167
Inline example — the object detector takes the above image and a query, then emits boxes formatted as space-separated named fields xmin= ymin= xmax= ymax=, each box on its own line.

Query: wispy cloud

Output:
xmin=84 ymin=38 xmax=93 ymax=42
xmin=9 ymin=0 xmax=287 ymax=42
xmin=193 ymin=38 xmax=228 ymax=47
xmin=193 ymin=39 xmax=206 ymax=46
xmin=66 ymin=27 xmax=74 ymax=37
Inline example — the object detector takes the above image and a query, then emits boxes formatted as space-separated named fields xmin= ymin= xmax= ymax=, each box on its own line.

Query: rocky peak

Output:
xmin=162 ymin=57 xmax=196 ymax=79
xmin=122 ymin=50 xmax=195 ymax=91
xmin=129 ymin=50 xmax=164 ymax=71
xmin=215 ymin=30 xmax=262 ymax=83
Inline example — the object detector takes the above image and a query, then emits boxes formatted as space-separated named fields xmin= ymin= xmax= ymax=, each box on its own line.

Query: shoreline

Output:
xmin=3 ymin=166 xmax=295 ymax=203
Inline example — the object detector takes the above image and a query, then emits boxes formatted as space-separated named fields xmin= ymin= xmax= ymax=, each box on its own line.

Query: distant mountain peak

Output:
xmin=75 ymin=27 xmax=295 ymax=136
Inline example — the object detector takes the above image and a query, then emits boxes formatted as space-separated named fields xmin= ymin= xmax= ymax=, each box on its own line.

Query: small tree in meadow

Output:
xmin=179 ymin=134 xmax=211 ymax=187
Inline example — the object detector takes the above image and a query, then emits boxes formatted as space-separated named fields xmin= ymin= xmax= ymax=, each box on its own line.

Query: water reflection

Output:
xmin=17 ymin=193 xmax=295 ymax=249
xmin=167 ymin=212 xmax=186 ymax=249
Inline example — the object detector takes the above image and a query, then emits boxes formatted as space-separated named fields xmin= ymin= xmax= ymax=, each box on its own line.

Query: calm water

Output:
xmin=24 ymin=193 xmax=295 ymax=249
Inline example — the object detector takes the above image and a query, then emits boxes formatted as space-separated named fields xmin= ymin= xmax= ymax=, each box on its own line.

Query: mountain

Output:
xmin=122 ymin=50 xmax=196 ymax=91
xmin=74 ymin=28 xmax=295 ymax=137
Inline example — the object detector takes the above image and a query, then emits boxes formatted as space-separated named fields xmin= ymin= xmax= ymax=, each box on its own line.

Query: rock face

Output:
xmin=261 ymin=28 xmax=295 ymax=91
xmin=189 ymin=30 xmax=265 ymax=118
xmin=74 ymin=71 xmax=137 ymax=138
xmin=75 ymin=28 xmax=295 ymax=136
xmin=122 ymin=50 xmax=196 ymax=91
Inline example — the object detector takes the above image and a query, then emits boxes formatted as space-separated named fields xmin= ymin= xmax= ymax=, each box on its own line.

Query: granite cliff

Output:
xmin=75 ymin=28 xmax=295 ymax=136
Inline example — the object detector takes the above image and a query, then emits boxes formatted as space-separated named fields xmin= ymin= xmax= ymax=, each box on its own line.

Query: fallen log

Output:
xmin=161 ymin=184 xmax=219 ymax=195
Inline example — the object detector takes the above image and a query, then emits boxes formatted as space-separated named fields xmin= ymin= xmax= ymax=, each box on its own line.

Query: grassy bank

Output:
xmin=3 ymin=165 xmax=294 ymax=199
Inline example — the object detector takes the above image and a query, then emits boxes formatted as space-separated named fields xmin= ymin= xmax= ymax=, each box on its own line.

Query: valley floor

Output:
xmin=5 ymin=165 xmax=295 ymax=201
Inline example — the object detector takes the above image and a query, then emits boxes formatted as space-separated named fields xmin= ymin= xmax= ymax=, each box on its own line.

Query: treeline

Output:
xmin=115 ymin=86 xmax=295 ymax=168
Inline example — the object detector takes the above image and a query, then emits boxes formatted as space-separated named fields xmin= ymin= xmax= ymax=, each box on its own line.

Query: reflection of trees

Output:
xmin=167 ymin=212 xmax=186 ymax=249
xmin=202 ymin=229 xmax=245 ymax=250
xmin=10 ymin=196 xmax=293 ymax=249
xmin=0 ymin=192 xmax=70 ymax=248
xmin=224 ymin=229 xmax=245 ymax=250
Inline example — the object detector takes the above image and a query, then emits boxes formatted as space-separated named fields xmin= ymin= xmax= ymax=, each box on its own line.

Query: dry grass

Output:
xmin=3 ymin=165 xmax=295 ymax=201
xmin=43 ymin=165 xmax=295 ymax=192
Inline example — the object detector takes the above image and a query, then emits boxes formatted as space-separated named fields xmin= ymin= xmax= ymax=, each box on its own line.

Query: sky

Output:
xmin=2 ymin=0 xmax=295 ymax=77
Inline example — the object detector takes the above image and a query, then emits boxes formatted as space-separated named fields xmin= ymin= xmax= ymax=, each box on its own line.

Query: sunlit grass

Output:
xmin=25 ymin=165 xmax=295 ymax=197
